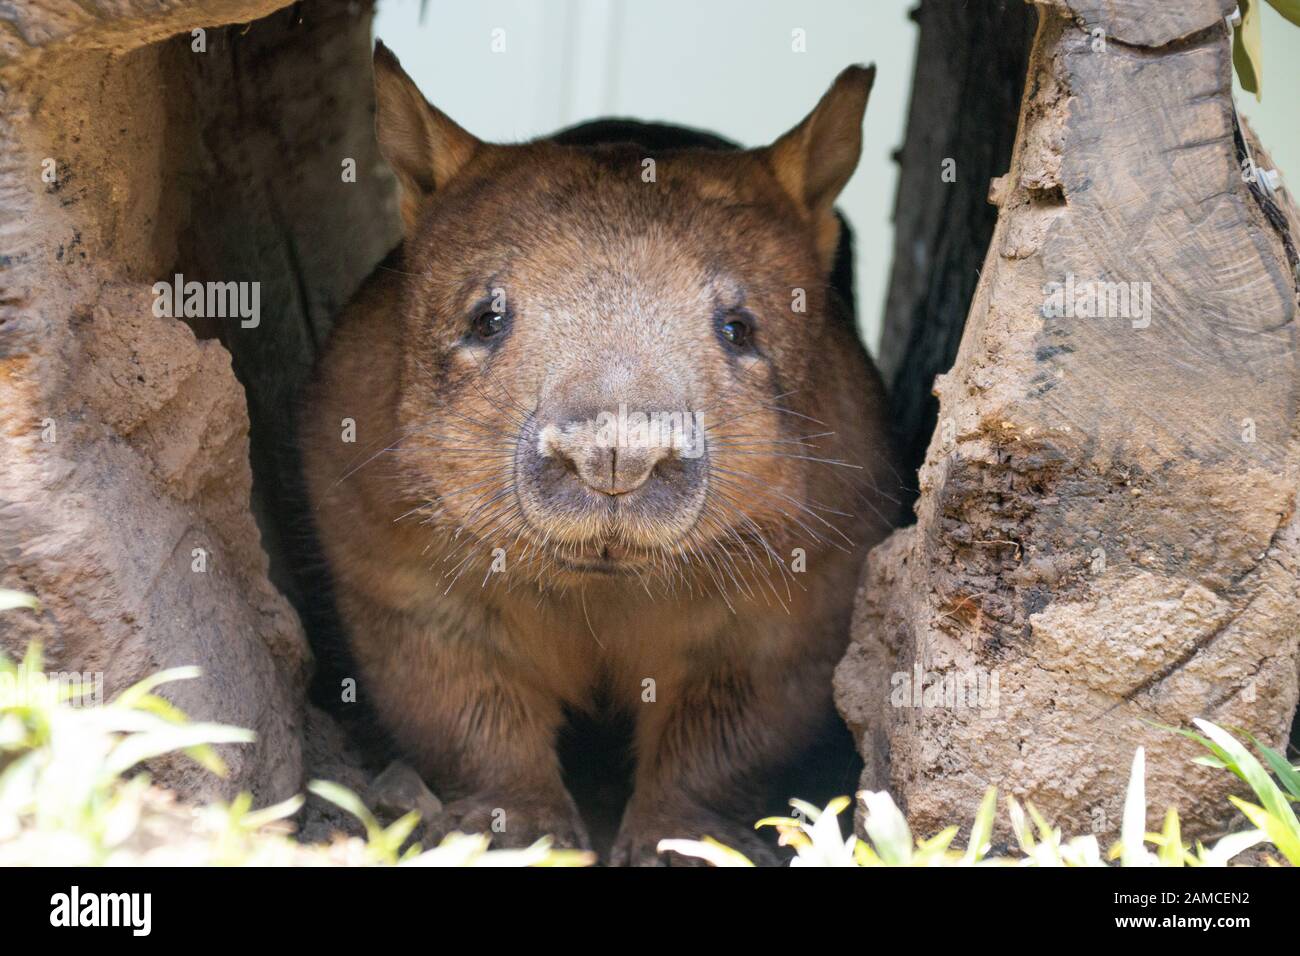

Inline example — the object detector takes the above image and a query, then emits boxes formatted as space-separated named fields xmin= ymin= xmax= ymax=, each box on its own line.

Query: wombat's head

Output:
xmin=373 ymin=42 xmax=887 ymax=588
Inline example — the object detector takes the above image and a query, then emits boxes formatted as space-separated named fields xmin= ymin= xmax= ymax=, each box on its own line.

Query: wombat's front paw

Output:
xmin=424 ymin=792 xmax=591 ymax=851
xmin=611 ymin=806 xmax=781 ymax=867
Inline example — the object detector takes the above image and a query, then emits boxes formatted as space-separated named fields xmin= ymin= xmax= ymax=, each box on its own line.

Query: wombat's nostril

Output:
xmin=582 ymin=445 xmax=670 ymax=496
xmin=534 ymin=418 xmax=679 ymax=497
xmin=651 ymin=453 xmax=685 ymax=482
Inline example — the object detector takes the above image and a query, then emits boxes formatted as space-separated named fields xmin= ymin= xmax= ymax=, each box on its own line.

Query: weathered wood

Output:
xmin=0 ymin=0 xmax=286 ymax=68
xmin=5 ymin=0 xmax=1295 ymax=843
xmin=838 ymin=4 xmax=1300 ymax=839
xmin=0 ymin=0 xmax=388 ymax=803
xmin=1040 ymin=0 xmax=1236 ymax=47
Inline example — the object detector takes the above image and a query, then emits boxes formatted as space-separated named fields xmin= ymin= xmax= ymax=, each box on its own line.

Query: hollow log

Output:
xmin=3 ymin=0 xmax=1296 ymax=843
xmin=0 ymin=0 xmax=390 ymax=802
xmin=836 ymin=0 xmax=1300 ymax=839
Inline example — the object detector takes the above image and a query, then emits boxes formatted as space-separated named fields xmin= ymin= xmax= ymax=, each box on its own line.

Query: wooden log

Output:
xmin=837 ymin=0 xmax=1300 ymax=840
xmin=0 ymin=0 xmax=388 ymax=802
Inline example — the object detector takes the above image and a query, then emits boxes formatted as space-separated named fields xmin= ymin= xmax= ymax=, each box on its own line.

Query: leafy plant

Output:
xmin=0 ymin=589 xmax=39 ymax=612
xmin=307 ymin=779 xmax=593 ymax=867
xmin=0 ymin=642 xmax=254 ymax=863
xmin=1233 ymin=0 xmax=1300 ymax=99
xmin=665 ymin=723 xmax=1296 ymax=867
xmin=1168 ymin=718 xmax=1300 ymax=865
xmin=0 ymin=628 xmax=591 ymax=866
xmin=3 ymin=584 xmax=1292 ymax=869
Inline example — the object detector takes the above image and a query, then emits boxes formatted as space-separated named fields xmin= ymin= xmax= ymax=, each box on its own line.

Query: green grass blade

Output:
xmin=0 ymin=590 xmax=39 ymax=612
xmin=1194 ymin=720 xmax=1300 ymax=836
xmin=963 ymin=787 xmax=997 ymax=864
xmin=1237 ymin=729 xmax=1300 ymax=799
xmin=1229 ymin=797 xmax=1300 ymax=865
xmin=1120 ymin=747 xmax=1150 ymax=867
xmin=1157 ymin=807 xmax=1183 ymax=867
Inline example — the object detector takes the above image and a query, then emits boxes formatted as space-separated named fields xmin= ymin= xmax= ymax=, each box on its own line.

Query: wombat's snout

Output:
xmin=518 ymin=405 xmax=709 ymax=549
xmin=537 ymin=418 xmax=674 ymax=496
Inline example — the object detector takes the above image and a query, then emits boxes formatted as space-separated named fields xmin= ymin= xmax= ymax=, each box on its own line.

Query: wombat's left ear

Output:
xmin=373 ymin=40 xmax=482 ymax=234
xmin=761 ymin=65 xmax=874 ymax=271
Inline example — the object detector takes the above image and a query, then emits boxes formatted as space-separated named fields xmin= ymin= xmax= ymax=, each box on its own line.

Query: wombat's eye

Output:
xmin=720 ymin=316 xmax=752 ymax=349
xmin=473 ymin=310 xmax=507 ymax=340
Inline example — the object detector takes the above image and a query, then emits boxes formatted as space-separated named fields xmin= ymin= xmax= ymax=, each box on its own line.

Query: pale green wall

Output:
xmin=374 ymin=1 xmax=1298 ymax=355
xmin=1233 ymin=4 xmax=1299 ymax=189
xmin=374 ymin=0 xmax=915 ymax=353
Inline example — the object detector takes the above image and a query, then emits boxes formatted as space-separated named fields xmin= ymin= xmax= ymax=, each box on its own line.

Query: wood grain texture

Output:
xmin=1041 ymin=0 xmax=1236 ymax=46
xmin=0 ymin=0 xmax=388 ymax=804
xmin=838 ymin=4 xmax=1300 ymax=840
xmin=0 ymin=0 xmax=291 ymax=69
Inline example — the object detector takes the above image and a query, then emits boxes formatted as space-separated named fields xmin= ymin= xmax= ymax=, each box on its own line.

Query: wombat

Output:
xmin=300 ymin=42 xmax=899 ymax=865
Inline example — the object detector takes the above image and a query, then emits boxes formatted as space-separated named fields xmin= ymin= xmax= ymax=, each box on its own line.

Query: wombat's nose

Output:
xmin=537 ymin=419 xmax=675 ymax=496
xmin=520 ymin=407 xmax=708 ymax=543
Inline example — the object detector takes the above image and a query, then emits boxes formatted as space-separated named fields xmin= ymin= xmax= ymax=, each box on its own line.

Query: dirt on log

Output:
xmin=837 ymin=0 xmax=1300 ymax=841
xmin=0 ymin=0 xmax=390 ymax=803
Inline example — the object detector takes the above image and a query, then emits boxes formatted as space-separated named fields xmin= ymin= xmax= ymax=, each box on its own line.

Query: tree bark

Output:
xmin=0 ymin=0 xmax=389 ymax=803
xmin=838 ymin=0 xmax=1300 ymax=841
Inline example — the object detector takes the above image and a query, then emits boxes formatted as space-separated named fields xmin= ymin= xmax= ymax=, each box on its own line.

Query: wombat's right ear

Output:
xmin=373 ymin=40 xmax=481 ymax=234
xmin=761 ymin=65 xmax=874 ymax=273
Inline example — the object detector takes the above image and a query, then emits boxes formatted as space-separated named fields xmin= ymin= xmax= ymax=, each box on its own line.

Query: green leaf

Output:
xmin=1006 ymin=797 xmax=1035 ymax=854
xmin=917 ymin=825 xmax=959 ymax=856
xmin=104 ymin=723 xmax=253 ymax=778
xmin=1194 ymin=720 xmax=1300 ymax=839
xmin=655 ymin=837 xmax=755 ymax=867
xmin=127 ymin=693 xmax=192 ymax=726
xmin=1266 ymin=0 xmax=1300 ymax=28
xmin=963 ymin=786 xmax=998 ymax=864
xmin=1061 ymin=834 xmax=1104 ymax=867
xmin=1238 ymin=729 xmax=1300 ymax=799
xmin=181 ymin=743 xmax=229 ymax=778
xmin=18 ymin=641 xmax=43 ymax=681
xmin=1229 ymin=797 xmax=1300 ymax=865
xmin=1027 ymin=802 xmax=1058 ymax=845
xmin=308 ymin=779 xmax=382 ymax=840
xmin=1234 ymin=0 xmax=1264 ymax=99
xmin=381 ymin=810 xmax=422 ymax=852
xmin=1153 ymin=719 xmax=1241 ymax=781
xmin=241 ymin=794 xmax=304 ymax=830
xmin=529 ymin=848 xmax=598 ymax=868
xmin=113 ymin=667 xmax=202 ymax=710
xmin=821 ymin=795 xmax=852 ymax=818
xmin=789 ymin=797 xmax=826 ymax=823
xmin=0 ymin=590 xmax=39 ymax=612
xmin=1157 ymin=807 xmax=1184 ymax=867
xmin=859 ymin=790 xmax=914 ymax=865
xmin=1201 ymin=827 xmax=1267 ymax=867
xmin=754 ymin=815 xmax=802 ymax=830
xmin=1120 ymin=747 xmax=1151 ymax=867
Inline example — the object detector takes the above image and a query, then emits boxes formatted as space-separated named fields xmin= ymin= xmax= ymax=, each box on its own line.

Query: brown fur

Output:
xmin=300 ymin=43 xmax=899 ymax=865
